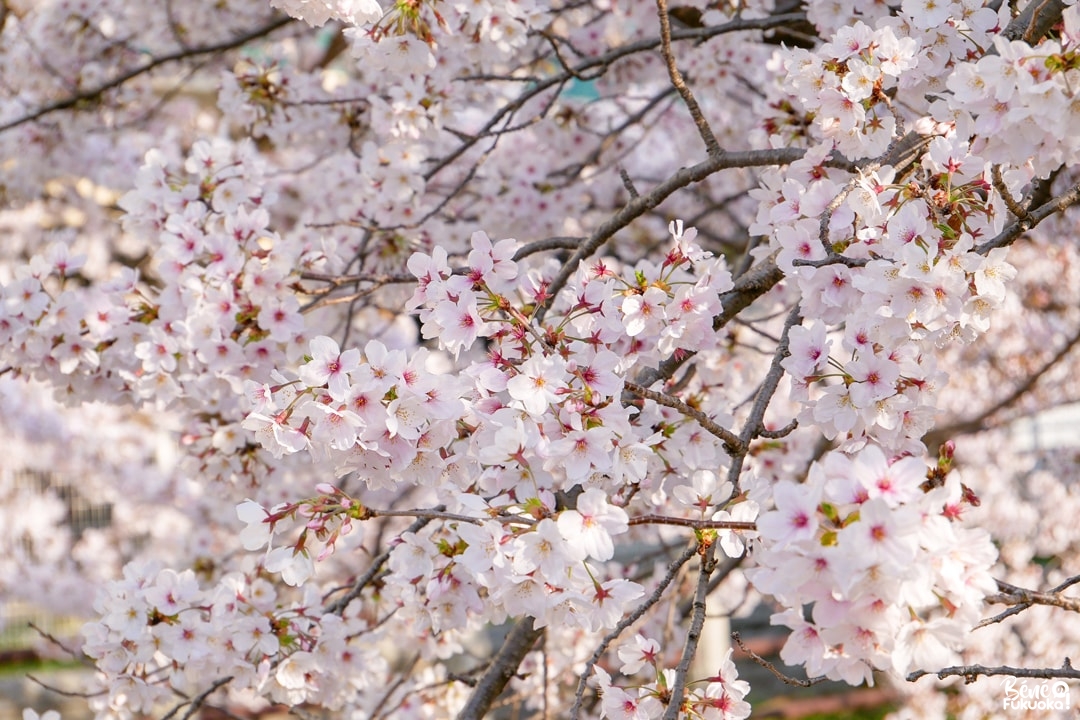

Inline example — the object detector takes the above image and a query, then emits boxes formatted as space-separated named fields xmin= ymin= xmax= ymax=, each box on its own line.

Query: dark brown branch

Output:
xmin=656 ymin=0 xmax=722 ymax=157
xmin=991 ymin=164 xmax=1029 ymax=220
xmin=908 ymin=659 xmax=1080 ymax=683
xmin=537 ymin=151 xmax=821 ymax=322
xmin=623 ymin=380 xmax=745 ymax=454
xmin=733 ymin=631 xmax=827 ymax=687
xmin=792 ymin=255 xmax=870 ymax=268
xmin=976 ymin=181 xmax=1080 ymax=255
xmin=976 ymin=577 xmax=1080 ymax=629
xmin=733 ymin=306 xmax=801 ymax=467
xmin=662 ymin=545 xmax=716 ymax=720
xmin=628 ymin=515 xmax=756 ymax=531
xmin=160 ymin=676 xmax=234 ymax=720
xmin=513 ymin=236 xmax=584 ymax=260
xmin=1001 ymin=0 xmax=1067 ymax=43
xmin=323 ymin=514 xmax=435 ymax=615
xmin=456 ymin=618 xmax=543 ymax=720
xmin=758 ymin=419 xmax=798 ymax=439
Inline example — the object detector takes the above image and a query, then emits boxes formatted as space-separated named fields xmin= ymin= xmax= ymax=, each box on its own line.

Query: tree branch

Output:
xmin=430 ymin=12 xmax=809 ymax=184
xmin=732 ymin=631 xmax=827 ymax=687
xmin=726 ymin=306 xmax=801 ymax=491
xmin=976 ymin=180 xmax=1080 ymax=255
xmin=1001 ymin=0 xmax=1067 ymax=43
xmin=623 ymin=380 xmax=745 ymax=454
xmin=0 ymin=15 xmax=293 ymax=134
xmin=908 ymin=659 xmax=1080 ymax=683
xmin=537 ymin=152 xmax=819 ymax=322
xmin=924 ymin=322 xmax=1080 ymax=450
xmin=569 ymin=543 xmax=699 ymax=719
xmin=663 ymin=545 xmax=716 ymax=720
xmin=975 ymin=577 xmax=1080 ymax=629
xmin=160 ymin=676 xmax=234 ymax=720
xmin=455 ymin=617 xmax=543 ymax=720
xmin=627 ymin=515 xmax=756 ymax=531
xmin=656 ymin=0 xmax=721 ymax=158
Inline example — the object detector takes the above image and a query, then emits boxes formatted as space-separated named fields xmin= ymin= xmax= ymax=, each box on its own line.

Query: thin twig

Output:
xmin=732 ymin=632 xmax=827 ymax=687
xmin=627 ymin=515 xmax=756 ymax=531
xmin=619 ymin=166 xmax=640 ymax=199
xmin=159 ymin=676 xmax=234 ymax=720
xmin=0 ymin=16 xmax=293 ymax=134
xmin=428 ymin=12 xmax=810 ymax=185
xmin=655 ymin=0 xmax=722 ymax=158
xmin=25 ymin=675 xmax=103 ymax=698
xmin=758 ymin=419 xmax=798 ymax=439
xmin=323 ymin=513 xmax=436 ymax=614
xmin=623 ymin=380 xmax=744 ymax=454
xmin=28 ymin=621 xmax=85 ymax=660
xmin=569 ymin=543 xmax=699 ymax=719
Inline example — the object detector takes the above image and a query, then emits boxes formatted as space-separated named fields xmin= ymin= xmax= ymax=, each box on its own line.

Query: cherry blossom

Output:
xmin=3 ymin=1 xmax=1080 ymax=718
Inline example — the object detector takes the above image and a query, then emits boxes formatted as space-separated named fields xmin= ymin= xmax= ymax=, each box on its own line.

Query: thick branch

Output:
xmin=908 ymin=659 xmax=1080 ymax=683
xmin=456 ymin=618 xmax=543 ymax=720
xmin=1001 ymin=0 xmax=1067 ymax=43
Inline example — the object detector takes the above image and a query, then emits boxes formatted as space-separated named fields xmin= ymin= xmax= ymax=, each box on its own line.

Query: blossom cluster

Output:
xmin=945 ymin=6 xmax=1080 ymax=176
xmin=749 ymin=444 xmax=996 ymax=684
xmin=752 ymin=134 xmax=1018 ymax=454
xmin=775 ymin=23 xmax=919 ymax=158
xmin=80 ymin=560 xmax=390 ymax=714
xmin=596 ymin=644 xmax=751 ymax=720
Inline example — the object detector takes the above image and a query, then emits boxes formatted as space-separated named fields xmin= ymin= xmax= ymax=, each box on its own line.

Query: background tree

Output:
xmin=2 ymin=0 xmax=1080 ymax=718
